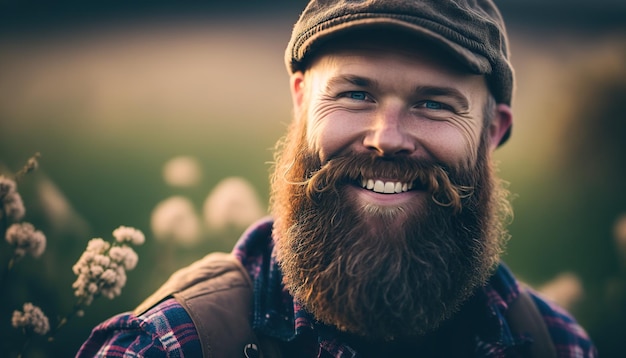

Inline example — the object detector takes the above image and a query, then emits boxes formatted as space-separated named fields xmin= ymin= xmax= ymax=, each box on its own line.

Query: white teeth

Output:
xmin=360 ymin=178 xmax=412 ymax=194
xmin=373 ymin=180 xmax=385 ymax=193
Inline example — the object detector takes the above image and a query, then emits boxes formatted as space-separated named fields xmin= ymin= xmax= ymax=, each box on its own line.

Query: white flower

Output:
xmin=87 ymin=282 xmax=98 ymax=294
xmin=100 ymin=269 xmax=117 ymax=284
xmin=86 ymin=238 xmax=110 ymax=253
xmin=112 ymin=226 xmax=145 ymax=246
xmin=5 ymin=222 xmax=46 ymax=258
xmin=11 ymin=303 xmax=50 ymax=336
xmin=203 ymin=177 xmax=265 ymax=231
xmin=71 ymin=234 xmax=140 ymax=306
xmin=109 ymin=246 xmax=138 ymax=270
xmin=93 ymin=254 xmax=111 ymax=268
xmin=538 ymin=272 xmax=584 ymax=310
xmin=162 ymin=156 xmax=202 ymax=187
xmin=90 ymin=265 xmax=104 ymax=276
xmin=0 ymin=176 xmax=25 ymax=222
xmin=100 ymin=266 xmax=126 ymax=300
xmin=151 ymin=196 xmax=201 ymax=246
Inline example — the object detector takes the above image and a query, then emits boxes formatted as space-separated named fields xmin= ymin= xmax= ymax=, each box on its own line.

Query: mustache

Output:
xmin=300 ymin=153 xmax=474 ymax=212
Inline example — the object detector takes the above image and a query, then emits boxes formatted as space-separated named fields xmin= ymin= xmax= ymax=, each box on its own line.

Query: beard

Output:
xmin=270 ymin=117 xmax=512 ymax=340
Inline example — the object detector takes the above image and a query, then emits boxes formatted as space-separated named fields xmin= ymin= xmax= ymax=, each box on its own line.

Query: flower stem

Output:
xmin=0 ymin=255 xmax=17 ymax=290
xmin=17 ymin=333 xmax=31 ymax=358
xmin=47 ymin=301 xmax=83 ymax=342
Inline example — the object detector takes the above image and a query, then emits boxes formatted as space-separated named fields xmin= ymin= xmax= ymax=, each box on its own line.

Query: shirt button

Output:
xmin=243 ymin=343 xmax=259 ymax=358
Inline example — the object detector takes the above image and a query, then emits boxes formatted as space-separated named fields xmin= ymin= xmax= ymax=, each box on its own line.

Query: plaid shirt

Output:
xmin=77 ymin=217 xmax=597 ymax=357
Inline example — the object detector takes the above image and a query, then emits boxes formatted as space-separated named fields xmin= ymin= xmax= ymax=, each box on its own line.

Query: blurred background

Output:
xmin=0 ymin=1 xmax=624 ymax=356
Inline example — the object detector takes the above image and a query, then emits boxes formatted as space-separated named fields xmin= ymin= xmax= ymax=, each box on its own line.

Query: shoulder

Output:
xmin=487 ymin=264 xmax=597 ymax=357
xmin=76 ymin=298 xmax=202 ymax=357
xmin=527 ymin=289 xmax=598 ymax=358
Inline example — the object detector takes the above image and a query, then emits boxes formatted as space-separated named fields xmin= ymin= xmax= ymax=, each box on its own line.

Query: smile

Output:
xmin=360 ymin=178 xmax=414 ymax=194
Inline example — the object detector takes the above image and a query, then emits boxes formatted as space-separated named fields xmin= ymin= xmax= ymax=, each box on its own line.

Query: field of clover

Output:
xmin=1 ymin=154 xmax=145 ymax=357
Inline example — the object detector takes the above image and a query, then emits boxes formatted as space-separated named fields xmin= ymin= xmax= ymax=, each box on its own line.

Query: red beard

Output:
xmin=270 ymin=119 xmax=511 ymax=339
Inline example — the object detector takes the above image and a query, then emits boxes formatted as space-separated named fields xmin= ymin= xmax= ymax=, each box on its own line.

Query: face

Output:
xmin=304 ymin=47 xmax=488 ymax=166
xmin=271 ymin=33 xmax=513 ymax=340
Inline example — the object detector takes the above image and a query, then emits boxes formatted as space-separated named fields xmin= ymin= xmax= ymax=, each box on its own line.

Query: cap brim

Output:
xmin=290 ymin=18 xmax=492 ymax=76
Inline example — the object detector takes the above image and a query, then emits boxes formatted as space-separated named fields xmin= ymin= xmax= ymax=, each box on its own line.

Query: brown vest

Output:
xmin=134 ymin=252 xmax=555 ymax=358
xmin=134 ymin=252 xmax=280 ymax=358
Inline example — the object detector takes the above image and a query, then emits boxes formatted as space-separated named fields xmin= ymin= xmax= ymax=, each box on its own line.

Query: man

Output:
xmin=77 ymin=0 xmax=597 ymax=357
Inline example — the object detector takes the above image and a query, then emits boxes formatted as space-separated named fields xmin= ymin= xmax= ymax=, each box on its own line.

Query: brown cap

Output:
xmin=285 ymin=0 xmax=514 ymax=144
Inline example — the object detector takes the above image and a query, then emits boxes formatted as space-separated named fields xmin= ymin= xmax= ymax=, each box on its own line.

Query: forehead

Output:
xmin=305 ymin=32 xmax=488 ymax=102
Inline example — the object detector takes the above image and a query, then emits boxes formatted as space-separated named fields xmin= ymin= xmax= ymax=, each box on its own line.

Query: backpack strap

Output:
xmin=505 ymin=288 xmax=557 ymax=358
xmin=134 ymin=252 xmax=281 ymax=358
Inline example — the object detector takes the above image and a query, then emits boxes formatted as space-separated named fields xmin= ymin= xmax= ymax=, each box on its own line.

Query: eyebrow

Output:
xmin=324 ymin=75 xmax=376 ymax=93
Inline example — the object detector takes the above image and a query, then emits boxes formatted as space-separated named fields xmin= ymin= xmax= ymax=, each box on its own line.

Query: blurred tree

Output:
xmin=555 ymin=49 xmax=626 ymax=357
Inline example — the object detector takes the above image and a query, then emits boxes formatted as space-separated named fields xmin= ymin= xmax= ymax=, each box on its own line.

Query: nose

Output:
xmin=363 ymin=106 xmax=416 ymax=157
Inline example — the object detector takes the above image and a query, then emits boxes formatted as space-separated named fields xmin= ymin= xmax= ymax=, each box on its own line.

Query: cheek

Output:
xmin=307 ymin=120 xmax=355 ymax=163
xmin=307 ymin=106 xmax=367 ymax=162
xmin=418 ymin=120 xmax=483 ymax=167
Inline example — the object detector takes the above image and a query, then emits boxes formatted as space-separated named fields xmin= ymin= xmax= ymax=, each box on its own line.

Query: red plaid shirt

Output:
xmin=77 ymin=217 xmax=597 ymax=357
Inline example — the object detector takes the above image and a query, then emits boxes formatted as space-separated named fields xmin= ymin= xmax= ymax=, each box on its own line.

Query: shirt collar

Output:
xmin=232 ymin=217 xmax=304 ymax=341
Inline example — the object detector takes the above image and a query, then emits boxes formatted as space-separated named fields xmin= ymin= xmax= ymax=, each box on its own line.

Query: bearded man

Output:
xmin=77 ymin=1 xmax=597 ymax=357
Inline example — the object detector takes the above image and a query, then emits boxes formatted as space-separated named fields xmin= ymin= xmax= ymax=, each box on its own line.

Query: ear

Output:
xmin=290 ymin=71 xmax=306 ymax=120
xmin=488 ymin=103 xmax=513 ymax=151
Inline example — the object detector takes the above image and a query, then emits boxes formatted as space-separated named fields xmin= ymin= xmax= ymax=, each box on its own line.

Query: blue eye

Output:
xmin=348 ymin=91 xmax=367 ymax=101
xmin=424 ymin=101 xmax=443 ymax=110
